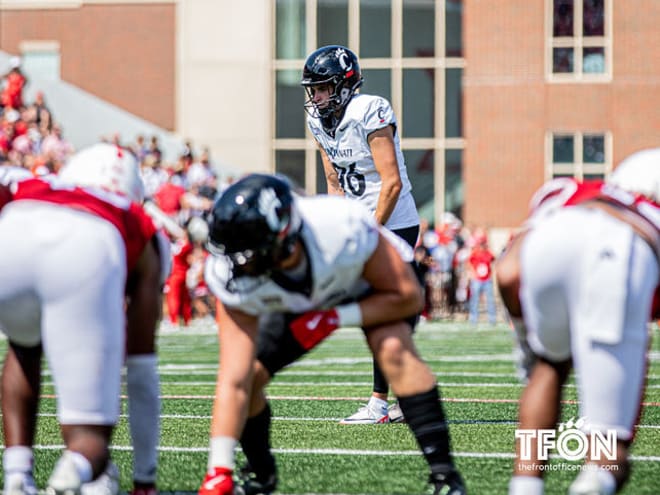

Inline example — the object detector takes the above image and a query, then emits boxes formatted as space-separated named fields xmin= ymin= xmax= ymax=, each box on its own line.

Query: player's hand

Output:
xmin=290 ymin=309 xmax=341 ymax=350
xmin=198 ymin=467 xmax=234 ymax=495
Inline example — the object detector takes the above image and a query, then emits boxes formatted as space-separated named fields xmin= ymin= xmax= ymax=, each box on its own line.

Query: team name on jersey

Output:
xmin=325 ymin=147 xmax=353 ymax=159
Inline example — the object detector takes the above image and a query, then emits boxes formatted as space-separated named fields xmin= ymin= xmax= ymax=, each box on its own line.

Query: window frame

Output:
xmin=545 ymin=130 xmax=612 ymax=180
xmin=545 ymin=0 xmax=613 ymax=83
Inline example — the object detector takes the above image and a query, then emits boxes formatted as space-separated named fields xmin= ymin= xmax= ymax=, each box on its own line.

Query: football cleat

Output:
xmin=568 ymin=469 xmax=614 ymax=495
xmin=3 ymin=473 xmax=38 ymax=495
xmin=235 ymin=469 xmax=277 ymax=495
xmin=80 ymin=462 xmax=120 ymax=495
xmin=340 ymin=403 xmax=390 ymax=425
xmin=428 ymin=470 xmax=466 ymax=495
xmin=388 ymin=402 xmax=406 ymax=423
xmin=46 ymin=451 xmax=83 ymax=495
xmin=198 ymin=467 xmax=235 ymax=495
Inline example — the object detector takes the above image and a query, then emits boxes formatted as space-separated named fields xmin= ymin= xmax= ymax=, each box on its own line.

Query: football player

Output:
xmin=496 ymin=149 xmax=660 ymax=495
xmin=301 ymin=44 xmax=420 ymax=425
xmin=198 ymin=174 xmax=465 ymax=495
xmin=0 ymin=144 xmax=165 ymax=495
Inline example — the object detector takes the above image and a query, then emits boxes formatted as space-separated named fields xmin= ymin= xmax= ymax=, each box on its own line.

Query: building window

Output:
xmin=547 ymin=131 xmax=611 ymax=180
xmin=276 ymin=0 xmax=306 ymax=60
xmin=19 ymin=41 xmax=61 ymax=82
xmin=547 ymin=0 xmax=611 ymax=81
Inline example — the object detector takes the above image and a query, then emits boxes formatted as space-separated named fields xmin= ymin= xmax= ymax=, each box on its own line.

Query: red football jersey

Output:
xmin=530 ymin=178 xmax=659 ymax=230
xmin=11 ymin=178 xmax=157 ymax=273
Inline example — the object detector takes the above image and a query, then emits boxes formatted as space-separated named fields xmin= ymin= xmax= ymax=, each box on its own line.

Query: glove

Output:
xmin=290 ymin=309 xmax=341 ymax=350
xmin=198 ymin=467 xmax=234 ymax=495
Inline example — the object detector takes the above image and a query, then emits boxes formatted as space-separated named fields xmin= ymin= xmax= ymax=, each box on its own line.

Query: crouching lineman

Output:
xmin=0 ymin=143 xmax=165 ymax=495
xmin=495 ymin=148 xmax=660 ymax=495
xmin=198 ymin=174 xmax=466 ymax=495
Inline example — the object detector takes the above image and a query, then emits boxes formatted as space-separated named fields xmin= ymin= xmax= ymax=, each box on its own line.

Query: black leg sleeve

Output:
xmin=372 ymin=357 xmax=389 ymax=394
xmin=397 ymin=387 xmax=456 ymax=475
xmin=239 ymin=402 xmax=277 ymax=482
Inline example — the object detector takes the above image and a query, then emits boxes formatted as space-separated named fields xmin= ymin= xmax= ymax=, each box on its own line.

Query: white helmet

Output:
xmin=59 ymin=143 xmax=145 ymax=202
xmin=607 ymin=148 xmax=660 ymax=203
xmin=187 ymin=216 xmax=209 ymax=243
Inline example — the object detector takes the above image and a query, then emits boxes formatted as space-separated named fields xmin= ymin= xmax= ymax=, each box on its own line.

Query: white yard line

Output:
xmin=31 ymin=412 xmax=660 ymax=429
xmin=8 ymin=444 xmax=660 ymax=463
xmin=39 ymin=380 xmax=660 ymax=389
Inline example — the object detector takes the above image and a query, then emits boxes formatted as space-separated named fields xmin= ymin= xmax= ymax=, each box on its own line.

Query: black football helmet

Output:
xmin=301 ymin=45 xmax=363 ymax=133
xmin=207 ymin=174 xmax=301 ymax=278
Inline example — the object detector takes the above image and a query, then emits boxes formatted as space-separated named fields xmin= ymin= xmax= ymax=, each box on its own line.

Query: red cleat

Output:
xmin=198 ymin=467 xmax=235 ymax=495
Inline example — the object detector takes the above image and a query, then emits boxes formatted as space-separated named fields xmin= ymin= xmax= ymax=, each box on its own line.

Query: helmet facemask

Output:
xmin=301 ymin=45 xmax=364 ymax=134
xmin=303 ymin=81 xmax=361 ymax=134
xmin=210 ymin=229 xmax=299 ymax=279
xmin=207 ymin=175 xmax=302 ymax=280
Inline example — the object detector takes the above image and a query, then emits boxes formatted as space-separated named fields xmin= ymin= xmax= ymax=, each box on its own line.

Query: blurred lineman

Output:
xmin=0 ymin=144 xmax=165 ymax=495
xmin=495 ymin=149 xmax=660 ymax=495
xmin=301 ymin=45 xmax=420 ymax=424
xmin=198 ymin=174 xmax=465 ymax=495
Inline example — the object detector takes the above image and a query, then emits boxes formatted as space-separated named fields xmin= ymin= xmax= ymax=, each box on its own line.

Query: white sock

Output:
xmin=126 ymin=354 xmax=160 ymax=483
xmin=3 ymin=446 xmax=34 ymax=474
xmin=595 ymin=469 xmax=617 ymax=494
xmin=368 ymin=397 xmax=388 ymax=414
xmin=3 ymin=446 xmax=35 ymax=491
xmin=509 ymin=475 xmax=544 ymax=495
xmin=208 ymin=436 xmax=237 ymax=472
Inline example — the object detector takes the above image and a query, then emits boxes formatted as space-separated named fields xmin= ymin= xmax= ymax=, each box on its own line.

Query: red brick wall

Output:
xmin=0 ymin=3 xmax=176 ymax=130
xmin=463 ymin=0 xmax=660 ymax=228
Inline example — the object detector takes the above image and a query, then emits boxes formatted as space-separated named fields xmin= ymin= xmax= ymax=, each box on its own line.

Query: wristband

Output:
xmin=335 ymin=303 xmax=363 ymax=327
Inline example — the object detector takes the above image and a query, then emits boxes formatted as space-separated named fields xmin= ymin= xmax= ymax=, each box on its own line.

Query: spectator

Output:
xmin=26 ymin=91 xmax=52 ymax=130
xmin=186 ymin=146 xmax=217 ymax=189
xmin=153 ymin=169 xmax=188 ymax=220
xmin=140 ymin=154 xmax=169 ymax=200
xmin=185 ymin=216 xmax=214 ymax=320
xmin=164 ymin=229 xmax=194 ymax=328
xmin=40 ymin=124 xmax=74 ymax=164
xmin=0 ymin=57 xmax=27 ymax=111
xmin=467 ymin=229 xmax=497 ymax=325
xmin=131 ymin=134 xmax=149 ymax=162
xmin=148 ymin=135 xmax=162 ymax=162
xmin=413 ymin=244 xmax=434 ymax=320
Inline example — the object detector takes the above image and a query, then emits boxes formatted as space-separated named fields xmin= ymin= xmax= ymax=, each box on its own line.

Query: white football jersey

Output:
xmin=205 ymin=195 xmax=413 ymax=316
xmin=307 ymin=93 xmax=419 ymax=230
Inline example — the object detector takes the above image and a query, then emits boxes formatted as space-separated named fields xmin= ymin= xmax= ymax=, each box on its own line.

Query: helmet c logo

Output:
xmin=258 ymin=187 xmax=283 ymax=232
xmin=336 ymin=48 xmax=352 ymax=73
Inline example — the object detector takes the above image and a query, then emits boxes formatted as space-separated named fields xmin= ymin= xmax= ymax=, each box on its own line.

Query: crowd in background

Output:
xmin=0 ymin=64 xmax=501 ymax=329
xmin=416 ymin=214 xmax=499 ymax=324
xmin=0 ymin=62 xmax=230 ymax=328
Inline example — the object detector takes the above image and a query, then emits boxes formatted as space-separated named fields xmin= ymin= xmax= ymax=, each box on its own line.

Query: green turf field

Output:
xmin=1 ymin=319 xmax=659 ymax=494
